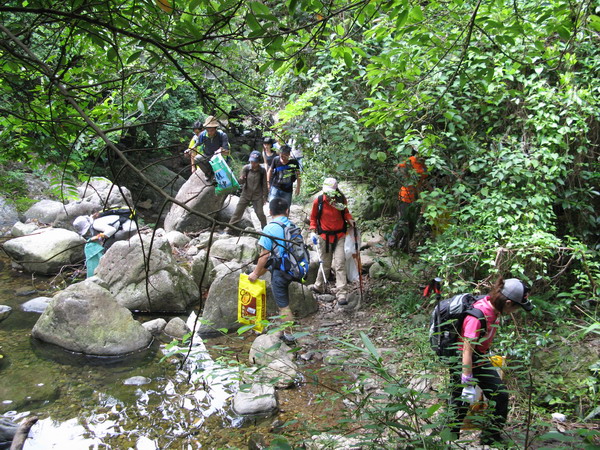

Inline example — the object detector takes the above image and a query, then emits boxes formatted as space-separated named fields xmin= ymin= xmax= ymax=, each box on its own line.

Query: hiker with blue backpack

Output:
xmin=308 ymin=178 xmax=355 ymax=306
xmin=430 ymin=277 xmax=533 ymax=446
xmin=248 ymin=197 xmax=310 ymax=344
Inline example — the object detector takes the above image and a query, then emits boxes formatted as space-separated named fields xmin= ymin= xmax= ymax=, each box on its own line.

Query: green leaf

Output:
xmin=360 ymin=331 xmax=380 ymax=361
xmin=127 ymin=50 xmax=143 ymax=64
xmin=237 ymin=323 xmax=257 ymax=334
xmin=410 ymin=6 xmax=424 ymax=21
xmin=246 ymin=13 xmax=262 ymax=32
xmin=589 ymin=15 xmax=600 ymax=32
xmin=249 ymin=1 xmax=270 ymax=16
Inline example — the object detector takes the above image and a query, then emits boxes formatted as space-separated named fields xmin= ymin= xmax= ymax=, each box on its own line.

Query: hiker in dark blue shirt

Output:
xmin=267 ymin=145 xmax=301 ymax=207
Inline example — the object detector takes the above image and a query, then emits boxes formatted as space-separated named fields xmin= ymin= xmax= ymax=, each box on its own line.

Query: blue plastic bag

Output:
xmin=84 ymin=241 xmax=104 ymax=278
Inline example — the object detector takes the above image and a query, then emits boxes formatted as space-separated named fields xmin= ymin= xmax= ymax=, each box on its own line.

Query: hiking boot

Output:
xmin=309 ymin=284 xmax=323 ymax=295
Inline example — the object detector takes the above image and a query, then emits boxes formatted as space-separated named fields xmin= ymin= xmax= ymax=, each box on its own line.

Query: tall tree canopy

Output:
xmin=1 ymin=0 xmax=598 ymax=297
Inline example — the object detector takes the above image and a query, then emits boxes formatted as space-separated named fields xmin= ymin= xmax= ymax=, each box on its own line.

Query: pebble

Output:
xmin=123 ymin=376 xmax=151 ymax=386
xmin=551 ymin=412 xmax=567 ymax=422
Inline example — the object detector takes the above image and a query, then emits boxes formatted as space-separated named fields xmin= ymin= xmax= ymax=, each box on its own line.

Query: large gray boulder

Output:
xmin=77 ymin=177 xmax=133 ymax=209
xmin=197 ymin=262 xmax=244 ymax=336
xmin=163 ymin=171 xmax=226 ymax=233
xmin=32 ymin=280 xmax=152 ymax=356
xmin=2 ymin=228 xmax=85 ymax=274
xmin=209 ymin=236 xmax=259 ymax=264
xmin=23 ymin=178 xmax=134 ymax=231
xmin=24 ymin=199 xmax=65 ymax=225
xmin=113 ymin=163 xmax=185 ymax=219
xmin=197 ymin=263 xmax=318 ymax=336
xmin=95 ymin=234 xmax=199 ymax=312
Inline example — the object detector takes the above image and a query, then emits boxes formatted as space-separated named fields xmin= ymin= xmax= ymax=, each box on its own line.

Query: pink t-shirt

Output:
xmin=460 ymin=296 xmax=499 ymax=354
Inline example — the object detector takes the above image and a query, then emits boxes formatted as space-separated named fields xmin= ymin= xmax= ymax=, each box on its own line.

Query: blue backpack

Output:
xmin=268 ymin=221 xmax=310 ymax=283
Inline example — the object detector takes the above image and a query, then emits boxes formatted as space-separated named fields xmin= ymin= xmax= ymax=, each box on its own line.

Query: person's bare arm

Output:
xmin=248 ymin=249 xmax=269 ymax=282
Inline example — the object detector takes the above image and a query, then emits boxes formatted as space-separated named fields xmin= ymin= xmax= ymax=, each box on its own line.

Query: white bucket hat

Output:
xmin=73 ymin=215 xmax=93 ymax=236
xmin=322 ymin=177 xmax=338 ymax=193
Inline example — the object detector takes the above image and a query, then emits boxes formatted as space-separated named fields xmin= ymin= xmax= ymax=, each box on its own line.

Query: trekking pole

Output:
xmin=424 ymin=277 xmax=443 ymax=347
xmin=352 ymin=225 xmax=364 ymax=304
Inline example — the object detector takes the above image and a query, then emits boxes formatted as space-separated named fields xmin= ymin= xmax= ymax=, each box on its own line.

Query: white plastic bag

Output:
xmin=345 ymin=227 xmax=360 ymax=283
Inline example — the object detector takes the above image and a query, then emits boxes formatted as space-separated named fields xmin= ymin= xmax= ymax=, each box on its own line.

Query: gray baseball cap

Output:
xmin=501 ymin=278 xmax=533 ymax=311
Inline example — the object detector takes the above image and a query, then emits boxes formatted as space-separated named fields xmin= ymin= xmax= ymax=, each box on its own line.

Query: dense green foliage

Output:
xmin=1 ymin=0 xmax=598 ymax=445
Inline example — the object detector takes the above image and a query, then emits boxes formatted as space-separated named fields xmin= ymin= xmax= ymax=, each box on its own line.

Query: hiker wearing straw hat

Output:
xmin=308 ymin=178 xmax=355 ymax=306
xmin=189 ymin=115 xmax=230 ymax=183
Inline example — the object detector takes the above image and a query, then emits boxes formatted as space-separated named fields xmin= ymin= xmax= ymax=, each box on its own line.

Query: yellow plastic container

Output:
xmin=237 ymin=274 xmax=267 ymax=332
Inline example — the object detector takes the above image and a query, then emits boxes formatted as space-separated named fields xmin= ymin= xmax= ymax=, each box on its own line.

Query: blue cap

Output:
xmin=249 ymin=151 xmax=261 ymax=162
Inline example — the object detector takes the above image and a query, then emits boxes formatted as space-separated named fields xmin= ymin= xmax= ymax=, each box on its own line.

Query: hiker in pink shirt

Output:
xmin=450 ymin=277 xmax=533 ymax=446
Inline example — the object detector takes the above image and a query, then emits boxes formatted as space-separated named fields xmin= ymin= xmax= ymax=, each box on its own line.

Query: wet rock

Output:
xmin=164 ymin=317 xmax=190 ymax=339
xmin=163 ymin=171 xmax=226 ymax=233
xmin=249 ymin=334 xmax=293 ymax=366
xmin=123 ymin=376 xmax=151 ymax=386
xmin=307 ymin=433 xmax=363 ymax=449
xmin=21 ymin=297 xmax=52 ymax=313
xmin=0 ymin=306 xmax=11 ymax=323
xmin=10 ymin=221 xmax=40 ymax=238
xmin=260 ymin=359 xmax=299 ymax=389
xmin=232 ymin=384 xmax=277 ymax=416
xmin=2 ymin=228 xmax=85 ymax=275
xmin=95 ymin=234 xmax=199 ymax=312
xmin=15 ymin=287 xmax=37 ymax=296
xmin=136 ymin=435 xmax=158 ymax=450
xmin=0 ymin=417 xmax=18 ymax=447
xmin=142 ymin=318 xmax=167 ymax=336
xmin=323 ymin=349 xmax=348 ymax=365
xmin=248 ymin=433 xmax=268 ymax=450
xmin=165 ymin=231 xmax=190 ymax=249
xmin=32 ymin=279 xmax=152 ymax=356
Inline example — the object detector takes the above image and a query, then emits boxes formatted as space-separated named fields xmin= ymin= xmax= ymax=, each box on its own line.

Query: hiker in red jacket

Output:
xmin=308 ymin=178 xmax=355 ymax=305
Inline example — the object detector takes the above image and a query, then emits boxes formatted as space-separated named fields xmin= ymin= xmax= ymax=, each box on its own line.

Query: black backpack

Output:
xmin=97 ymin=207 xmax=136 ymax=225
xmin=429 ymin=293 xmax=486 ymax=360
xmin=267 ymin=221 xmax=310 ymax=283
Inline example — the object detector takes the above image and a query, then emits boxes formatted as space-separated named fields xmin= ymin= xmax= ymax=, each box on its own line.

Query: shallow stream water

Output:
xmin=0 ymin=256 xmax=343 ymax=448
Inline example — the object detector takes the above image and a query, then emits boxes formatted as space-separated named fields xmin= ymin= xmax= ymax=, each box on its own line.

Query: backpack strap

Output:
xmin=316 ymin=194 xmax=347 ymax=252
xmin=464 ymin=307 xmax=487 ymax=340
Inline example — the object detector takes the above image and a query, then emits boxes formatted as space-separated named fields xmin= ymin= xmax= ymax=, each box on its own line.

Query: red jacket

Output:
xmin=310 ymin=194 xmax=353 ymax=243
